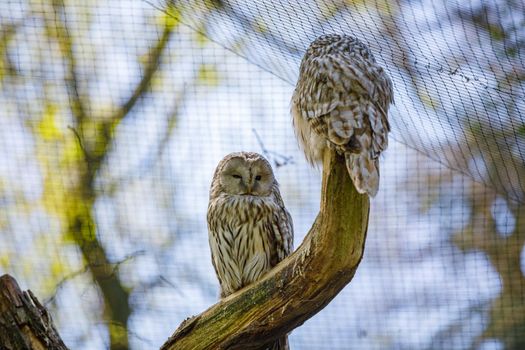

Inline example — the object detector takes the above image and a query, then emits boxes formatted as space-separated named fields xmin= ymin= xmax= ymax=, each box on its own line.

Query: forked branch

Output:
xmin=161 ymin=150 xmax=370 ymax=349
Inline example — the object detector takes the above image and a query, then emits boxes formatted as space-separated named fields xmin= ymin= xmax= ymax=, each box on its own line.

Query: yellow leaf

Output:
xmin=0 ymin=57 xmax=5 ymax=85
xmin=197 ymin=64 xmax=219 ymax=86
xmin=38 ymin=104 xmax=64 ymax=141
xmin=150 ymin=72 xmax=165 ymax=92
xmin=418 ymin=90 xmax=439 ymax=110
xmin=51 ymin=259 xmax=66 ymax=277
xmin=373 ymin=0 xmax=398 ymax=15
xmin=109 ymin=322 xmax=128 ymax=348
xmin=60 ymin=136 xmax=83 ymax=167
xmin=41 ymin=175 xmax=66 ymax=216
xmin=0 ymin=253 xmax=10 ymax=268
xmin=253 ymin=17 xmax=268 ymax=34
xmin=195 ymin=23 xmax=209 ymax=47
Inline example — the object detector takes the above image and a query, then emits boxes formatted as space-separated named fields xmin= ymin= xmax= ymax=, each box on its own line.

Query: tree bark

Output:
xmin=0 ymin=274 xmax=68 ymax=350
xmin=161 ymin=150 xmax=370 ymax=349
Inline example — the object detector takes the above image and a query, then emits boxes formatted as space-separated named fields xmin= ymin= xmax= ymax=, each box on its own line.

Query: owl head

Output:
xmin=212 ymin=152 xmax=276 ymax=197
xmin=305 ymin=34 xmax=370 ymax=61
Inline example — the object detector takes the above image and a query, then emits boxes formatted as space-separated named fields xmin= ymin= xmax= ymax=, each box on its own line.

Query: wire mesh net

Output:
xmin=0 ymin=0 xmax=523 ymax=349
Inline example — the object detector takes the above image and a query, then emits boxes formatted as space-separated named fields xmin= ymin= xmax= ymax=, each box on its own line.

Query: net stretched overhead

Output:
xmin=0 ymin=0 xmax=523 ymax=349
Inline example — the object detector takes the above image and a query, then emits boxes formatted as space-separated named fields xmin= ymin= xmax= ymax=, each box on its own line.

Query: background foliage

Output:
xmin=0 ymin=0 xmax=523 ymax=349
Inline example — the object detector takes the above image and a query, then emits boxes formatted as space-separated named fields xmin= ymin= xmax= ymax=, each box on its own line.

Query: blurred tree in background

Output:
xmin=0 ymin=1 xmax=221 ymax=348
xmin=0 ymin=0 xmax=524 ymax=349
xmin=413 ymin=1 xmax=525 ymax=348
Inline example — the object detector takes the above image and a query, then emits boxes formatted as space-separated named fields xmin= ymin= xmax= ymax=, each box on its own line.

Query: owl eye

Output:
xmin=255 ymin=175 xmax=262 ymax=181
xmin=232 ymin=174 xmax=242 ymax=179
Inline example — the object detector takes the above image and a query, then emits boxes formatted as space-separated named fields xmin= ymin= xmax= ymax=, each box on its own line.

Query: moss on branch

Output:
xmin=161 ymin=150 xmax=370 ymax=349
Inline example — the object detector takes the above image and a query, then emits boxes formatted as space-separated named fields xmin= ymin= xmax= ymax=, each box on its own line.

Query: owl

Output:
xmin=291 ymin=34 xmax=393 ymax=197
xmin=207 ymin=152 xmax=293 ymax=350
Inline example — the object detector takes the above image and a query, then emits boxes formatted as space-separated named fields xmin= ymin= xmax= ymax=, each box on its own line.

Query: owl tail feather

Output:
xmin=345 ymin=152 xmax=379 ymax=197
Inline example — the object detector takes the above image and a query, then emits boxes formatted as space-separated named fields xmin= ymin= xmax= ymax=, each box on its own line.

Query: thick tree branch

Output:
xmin=0 ymin=274 xmax=68 ymax=350
xmin=161 ymin=150 xmax=370 ymax=349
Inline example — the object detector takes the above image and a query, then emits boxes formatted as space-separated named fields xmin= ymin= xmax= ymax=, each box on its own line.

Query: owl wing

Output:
xmin=207 ymin=201 xmax=237 ymax=297
xmin=207 ymin=204 xmax=223 ymax=284
xmin=296 ymin=45 xmax=393 ymax=155
xmin=269 ymin=192 xmax=294 ymax=266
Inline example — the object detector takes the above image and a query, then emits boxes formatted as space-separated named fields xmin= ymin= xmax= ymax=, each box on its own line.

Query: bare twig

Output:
xmin=252 ymin=128 xmax=294 ymax=168
xmin=110 ymin=19 xmax=175 ymax=123
xmin=44 ymin=266 xmax=90 ymax=306
xmin=100 ymin=84 xmax=190 ymax=194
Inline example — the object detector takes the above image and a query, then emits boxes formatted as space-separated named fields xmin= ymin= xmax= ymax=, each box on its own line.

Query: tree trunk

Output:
xmin=0 ymin=274 xmax=68 ymax=350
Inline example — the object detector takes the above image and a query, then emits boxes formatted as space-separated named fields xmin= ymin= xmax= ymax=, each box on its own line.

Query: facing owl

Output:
xmin=207 ymin=152 xmax=293 ymax=350
xmin=291 ymin=34 xmax=393 ymax=197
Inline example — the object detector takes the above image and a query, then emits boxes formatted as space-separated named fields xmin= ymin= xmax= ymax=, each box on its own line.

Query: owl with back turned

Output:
xmin=292 ymin=34 xmax=393 ymax=197
xmin=207 ymin=152 xmax=293 ymax=350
